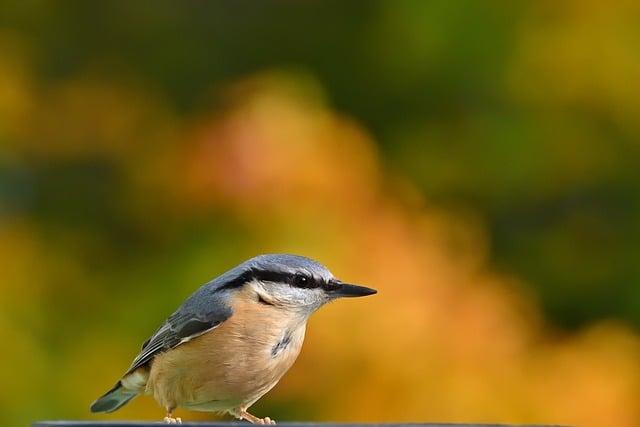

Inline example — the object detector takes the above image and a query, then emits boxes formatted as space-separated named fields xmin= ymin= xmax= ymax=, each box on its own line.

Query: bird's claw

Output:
xmin=232 ymin=408 xmax=276 ymax=425
xmin=163 ymin=416 xmax=182 ymax=424
xmin=252 ymin=417 xmax=276 ymax=425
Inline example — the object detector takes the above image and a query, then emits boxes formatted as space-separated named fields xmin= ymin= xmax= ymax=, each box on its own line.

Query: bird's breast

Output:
xmin=147 ymin=287 xmax=307 ymax=411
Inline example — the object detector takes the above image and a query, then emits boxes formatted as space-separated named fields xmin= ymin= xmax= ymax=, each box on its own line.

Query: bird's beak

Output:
xmin=329 ymin=281 xmax=377 ymax=298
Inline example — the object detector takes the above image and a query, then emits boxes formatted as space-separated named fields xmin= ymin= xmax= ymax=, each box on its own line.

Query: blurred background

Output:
xmin=1 ymin=1 xmax=639 ymax=426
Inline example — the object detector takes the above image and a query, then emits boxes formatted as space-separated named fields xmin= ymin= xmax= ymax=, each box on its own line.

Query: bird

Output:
xmin=90 ymin=254 xmax=377 ymax=424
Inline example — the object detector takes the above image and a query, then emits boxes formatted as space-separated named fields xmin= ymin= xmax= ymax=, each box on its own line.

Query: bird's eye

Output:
xmin=293 ymin=274 xmax=311 ymax=288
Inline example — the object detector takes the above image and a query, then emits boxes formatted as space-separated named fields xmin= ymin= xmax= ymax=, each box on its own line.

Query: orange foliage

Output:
xmin=1 ymin=25 xmax=639 ymax=427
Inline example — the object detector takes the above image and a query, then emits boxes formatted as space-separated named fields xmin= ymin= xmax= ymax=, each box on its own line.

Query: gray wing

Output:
xmin=125 ymin=285 xmax=234 ymax=374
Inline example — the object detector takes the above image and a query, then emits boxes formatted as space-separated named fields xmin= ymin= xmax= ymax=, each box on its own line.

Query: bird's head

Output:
xmin=234 ymin=254 xmax=376 ymax=313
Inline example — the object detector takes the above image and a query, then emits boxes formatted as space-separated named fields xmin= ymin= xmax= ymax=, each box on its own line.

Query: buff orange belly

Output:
xmin=145 ymin=294 xmax=306 ymax=413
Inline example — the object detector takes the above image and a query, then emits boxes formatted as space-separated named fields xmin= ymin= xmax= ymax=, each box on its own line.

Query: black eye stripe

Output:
xmin=251 ymin=269 xmax=292 ymax=284
xmin=219 ymin=268 xmax=334 ymax=290
xmin=252 ymin=269 xmax=323 ymax=289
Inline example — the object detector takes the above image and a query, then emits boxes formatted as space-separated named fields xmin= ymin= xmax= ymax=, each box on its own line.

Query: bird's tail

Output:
xmin=91 ymin=368 xmax=148 ymax=413
xmin=90 ymin=381 xmax=138 ymax=413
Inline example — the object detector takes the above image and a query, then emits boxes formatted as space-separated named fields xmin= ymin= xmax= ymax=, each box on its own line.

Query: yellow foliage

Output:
xmin=0 ymin=19 xmax=639 ymax=427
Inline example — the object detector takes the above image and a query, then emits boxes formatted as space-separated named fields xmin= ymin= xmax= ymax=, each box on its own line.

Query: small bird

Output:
xmin=90 ymin=254 xmax=376 ymax=424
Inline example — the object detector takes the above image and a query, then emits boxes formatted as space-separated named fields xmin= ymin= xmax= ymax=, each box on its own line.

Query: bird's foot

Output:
xmin=164 ymin=412 xmax=182 ymax=424
xmin=234 ymin=409 xmax=276 ymax=425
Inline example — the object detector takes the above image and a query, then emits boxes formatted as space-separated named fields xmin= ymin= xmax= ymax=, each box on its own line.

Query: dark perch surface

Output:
xmin=33 ymin=422 xmax=570 ymax=427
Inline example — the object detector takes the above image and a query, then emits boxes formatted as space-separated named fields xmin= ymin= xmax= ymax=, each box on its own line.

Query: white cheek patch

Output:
xmin=250 ymin=280 xmax=325 ymax=309
xmin=250 ymin=280 xmax=278 ymax=302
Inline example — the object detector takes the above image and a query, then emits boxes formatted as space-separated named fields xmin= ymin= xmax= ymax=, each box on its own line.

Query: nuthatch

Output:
xmin=90 ymin=254 xmax=376 ymax=424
